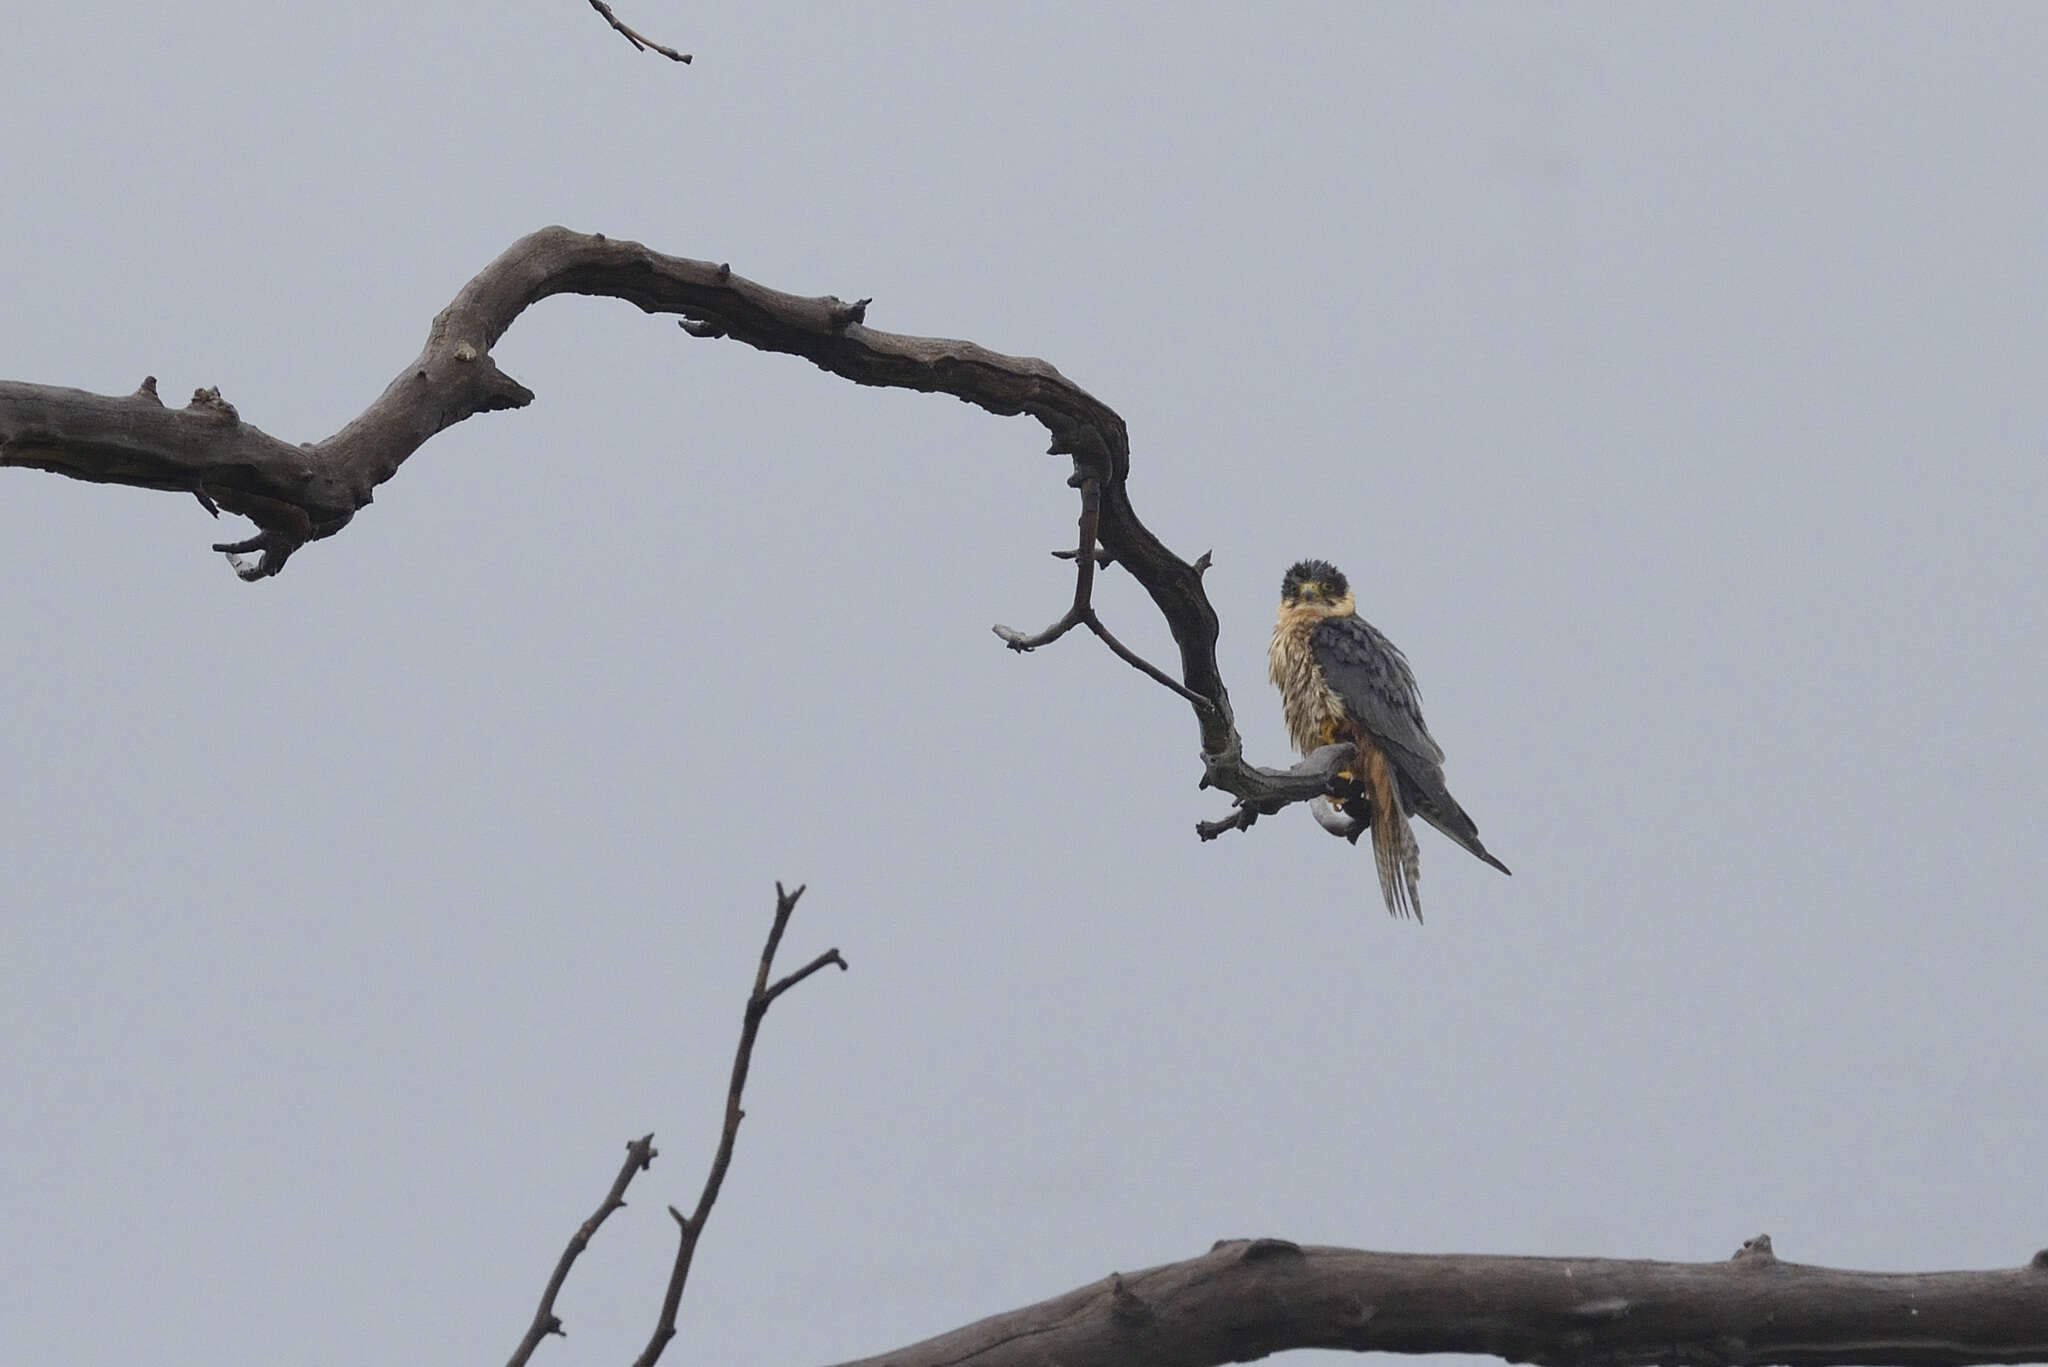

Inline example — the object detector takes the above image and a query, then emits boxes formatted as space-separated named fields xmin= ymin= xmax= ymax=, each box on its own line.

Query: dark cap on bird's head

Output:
xmin=1281 ymin=558 xmax=1350 ymax=605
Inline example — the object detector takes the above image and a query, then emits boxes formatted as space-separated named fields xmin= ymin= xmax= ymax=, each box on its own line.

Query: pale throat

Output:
xmin=1268 ymin=594 xmax=1356 ymax=756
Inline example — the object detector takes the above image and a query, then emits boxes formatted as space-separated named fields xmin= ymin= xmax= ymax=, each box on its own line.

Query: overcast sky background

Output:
xmin=4 ymin=5 xmax=2045 ymax=1365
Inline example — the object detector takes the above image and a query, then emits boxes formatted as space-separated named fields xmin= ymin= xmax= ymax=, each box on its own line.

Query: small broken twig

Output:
xmin=587 ymin=0 xmax=691 ymax=63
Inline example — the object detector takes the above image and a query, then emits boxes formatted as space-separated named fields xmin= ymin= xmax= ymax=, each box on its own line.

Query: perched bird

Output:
xmin=1267 ymin=559 xmax=1509 ymax=918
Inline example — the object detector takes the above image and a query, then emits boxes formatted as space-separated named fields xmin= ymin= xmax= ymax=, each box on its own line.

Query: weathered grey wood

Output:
xmin=0 ymin=226 xmax=1313 ymax=825
xmin=0 ymin=229 xmax=1107 ymax=574
xmin=829 ymin=1238 xmax=2048 ymax=1367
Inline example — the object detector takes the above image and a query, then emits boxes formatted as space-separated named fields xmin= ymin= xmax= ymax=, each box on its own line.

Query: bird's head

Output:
xmin=1280 ymin=559 xmax=1353 ymax=613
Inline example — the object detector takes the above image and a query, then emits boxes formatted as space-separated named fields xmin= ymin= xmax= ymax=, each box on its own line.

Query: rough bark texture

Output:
xmin=830 ymin=1238 xmax=2048 ymax=1367
xmin=0 ymin=226 xmax=1338 ymax=823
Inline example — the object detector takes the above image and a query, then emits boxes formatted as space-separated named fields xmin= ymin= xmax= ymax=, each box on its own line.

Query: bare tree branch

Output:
xmin=992 ymin=475 xmax=1103 ymax=652
xmin=632 ymin=882 xmax=846 ymax=1367
xmin=586 ymin=0 xmax=691 ymax=63
xmin=505 ymin=1134 xmax=658 ymax=1367
xmin=1193 ymin=742 xmax=1357 ymax=840
xmin=825 ymin=1236 xmax=2048 ymax=1367
xmin=0 ymin=226 xmax=1336 ymax=825
xmin=1084 ymin=609 xmax=1218 ymax=714
xmin=994 ymin=478 xmax=1220 ymax=713
xmin=504 ymin=884 xmax=842 ymax=1367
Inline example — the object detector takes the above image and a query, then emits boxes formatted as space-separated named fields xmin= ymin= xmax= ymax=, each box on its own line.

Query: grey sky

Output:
xmin=4 ymin=5 xmax=2045 ymax=1365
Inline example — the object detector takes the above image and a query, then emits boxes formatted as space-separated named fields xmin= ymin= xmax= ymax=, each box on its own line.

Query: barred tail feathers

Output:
xmin=1364 ymin=747 xmax=1423 ymax=920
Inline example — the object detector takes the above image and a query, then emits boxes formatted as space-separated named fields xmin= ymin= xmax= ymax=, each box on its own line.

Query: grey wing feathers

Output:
xmin=1406 ymin=780 xmax=1513 ymax=876
xmin=1310 ymin=615 xmax=1512 ymax=877
xmin=1308 ymin=615 xmax=1443 ymax=769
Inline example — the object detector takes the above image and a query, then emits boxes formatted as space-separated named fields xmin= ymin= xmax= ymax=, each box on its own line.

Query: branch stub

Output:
xmin=1731 ymin=1234 xmax=1778 ymax=1267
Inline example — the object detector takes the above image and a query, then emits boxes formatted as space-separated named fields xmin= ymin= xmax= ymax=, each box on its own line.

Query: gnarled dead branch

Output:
xmin=0 ymin=227 xmax=1340 ymax=830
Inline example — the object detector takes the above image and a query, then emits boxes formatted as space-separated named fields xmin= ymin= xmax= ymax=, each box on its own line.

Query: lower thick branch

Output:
xmin=829 ymin=1238 xmax=2048 ymax=1367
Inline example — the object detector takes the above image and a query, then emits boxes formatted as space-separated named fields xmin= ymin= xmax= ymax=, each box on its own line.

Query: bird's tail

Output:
xmin=1365 ymin=750 xmax=1423 ymax=920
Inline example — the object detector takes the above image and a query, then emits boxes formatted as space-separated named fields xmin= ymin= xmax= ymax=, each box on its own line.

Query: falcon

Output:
xmin=1267 ymin=559 xmax=1509 ymax=918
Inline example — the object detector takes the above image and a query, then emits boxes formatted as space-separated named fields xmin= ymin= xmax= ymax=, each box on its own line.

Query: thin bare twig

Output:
xmin=587 ymin=0 xmax=691 ymax=62
xmin=993 ymin=477 xmax=1103 ymax=651
xmin=631 ymin=883 xmax=846 ymax=1367
xmin=505 ymin=1134 xmax=658 ymax=1367
xmin=764 ymin=948 xmax=850 ymax=1007
xmin=995 ymin=480 xmax=1221 ymax=717
xmin=1083 ymin=613 xmax=1217 ymax=714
